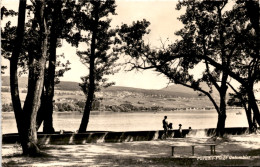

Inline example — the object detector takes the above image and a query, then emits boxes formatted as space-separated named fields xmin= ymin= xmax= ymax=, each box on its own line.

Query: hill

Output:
xmin=1 ymin=76 xmax=200 ymax=98
xmin=2 ymin=76 xmax=28 ymax=88
xmin=161 ymin=83 xmax=222 ymax=99
xmin=1 ymin=76 xmax=82 ymax=91
xmin=55 ymin=81 xmax=81 ymax=91
xmin=103 ymin=86 xmax=199 ymax=98
xmin=1 ymin=76 xmax=232 ymax=111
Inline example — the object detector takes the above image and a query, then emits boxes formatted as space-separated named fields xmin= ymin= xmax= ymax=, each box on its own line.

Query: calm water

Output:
xmin=2 ymin=109 xmax=248 ymax=134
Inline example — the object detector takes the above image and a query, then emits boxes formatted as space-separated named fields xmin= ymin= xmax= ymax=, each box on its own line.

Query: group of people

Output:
xmin=162 ymin=116 xmax=183 ymax=139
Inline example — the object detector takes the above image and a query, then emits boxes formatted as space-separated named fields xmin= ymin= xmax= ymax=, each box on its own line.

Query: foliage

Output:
xmin=66 ymin=0 xmax=121 ymax=132
xmin=1 ymin=6 xmax=18 ymax=19
xmin=55 ymin=103 xmax=78 ymax=112
xmin=1 ymin=2 xmax=72 ymax=79
xmin=117 ymin=0 xmax=260 ymax=134
xmin=69 ymin=0 xmax=119 ymax=97
xmin=75 ymin=101 xmax=85 ymax=109
xmin=2 ymin=103 xmax=13 ymax=112
xmin=54 ymin=100 xmax=100 ymax=112
xmin=1 ymin=87 xmax=10 ymax=92
xmin=228 ymin=86 xmax=248 ymax=107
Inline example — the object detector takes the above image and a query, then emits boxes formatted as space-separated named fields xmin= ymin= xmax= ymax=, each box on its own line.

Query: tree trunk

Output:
xmin=41 ymin=0 xmax=61 ymax=133
xmin=78 ymin=33 xmax=96 ymax=132
xmin=36 ymin=0 xmax=61 ymax=134
xmin=244 ymin=0 xmax=259 ymax=128
xmin=21 ymin=0 xmax=48 ymax=155
xmin=36 ymin=83 xmax=55 ymax=133
xmin=215 ymin=5 xmax=229 ymax=137
xmin=78 ymin=3 xmax=99 ymax=133
xmin=78 ymin=89 xmax=95 ymax=133
xmin=247 ymin=89 xmax=260 ymax=126
xmin=216 ymin=113 xmax=227 ymax=137
xmin=9 ymin=0 xmax=28 ymax=154
xmin=227 ymin=83 xmax=254 ymax=132
xmin=215 ymin=85 xmax=227 ymax=137
xmin=215 ymin=83 xmax=228 ymax=137
xmin=43 ymin=98 xmax=55 ymax=133
xmin=245 ymin=105 xmax=254 ymax=132
xmin=36 ymin=87 xmax=46 ymax=131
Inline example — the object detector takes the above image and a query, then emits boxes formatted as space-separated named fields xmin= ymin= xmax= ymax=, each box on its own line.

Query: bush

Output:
xmin=66 ymin=103 xmax=76 ymax=111
xmin=54 ymin=100 xmax=101 ymax=112
xmin=21 ymin=89 xmax=27 ymax=93
xmin=120 ymin=103 xmax=136 ymax=110
xmin=1 ymin=88 xmax=10 ymax=92
xmin=55 ymin=103 xmax=79 ymax=112
xmin=2 ymin=103 xmax=13 ymax=112
xmin=75 ymin=101 xmax=85 ymax=109
xmin=92 ymin=100 xmax=100 ymax=110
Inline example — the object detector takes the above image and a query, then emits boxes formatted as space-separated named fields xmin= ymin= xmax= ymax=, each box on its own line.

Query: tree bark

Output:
xmin=246 ymin=105 xmax=254 ymax=132
xmin=36 ymin=0 xmax=63 ymax=134
xmin=227 ymin=83 xmax=254 ymax=132
xmin=42 ymin=0 xmax=61 ymax=133
xmin=78 ymin=2 xmax=99 ymax=133
xmin=244 ymin=0 xmax=260 ymax=128
xmin=9 ymin=0 xmax=28 ymax=154
xmin=36 ymin=87 xmax=46 ymax=131
xmin=215 ymin=84 xmax=227 ymax=137
xmin=215 ymin=4 xmax=229 ymax=137
xmin=247 ymin=88 xmax=260 ymax=126
xmin=22 ymin=0 xmax=48 ymax=155
xmin=216 ymin=112 xmax=227 ymax=137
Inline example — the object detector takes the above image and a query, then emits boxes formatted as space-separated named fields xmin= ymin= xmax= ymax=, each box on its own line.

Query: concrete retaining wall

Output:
xmin=2 ymin=127 xmax=252 ymax=145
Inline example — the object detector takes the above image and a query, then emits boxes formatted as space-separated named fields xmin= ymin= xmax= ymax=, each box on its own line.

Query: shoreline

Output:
xmin=1 ymin=107 xmax=244 ymax=113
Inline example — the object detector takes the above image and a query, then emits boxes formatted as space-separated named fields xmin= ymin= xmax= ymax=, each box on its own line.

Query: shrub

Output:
xmin=1 ymin=88 xmax=10 ymax=92
xmin=2 ymin=103 xmax=13 ymax=112
xmin=75 ymin=101 xmax=85 ymax=109
xmin=21 ymin=89 xmax=27 ymax=93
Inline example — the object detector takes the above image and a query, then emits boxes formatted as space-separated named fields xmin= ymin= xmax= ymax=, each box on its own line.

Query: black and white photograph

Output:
xmin=1 ymin=0 xmax=260 ymax=166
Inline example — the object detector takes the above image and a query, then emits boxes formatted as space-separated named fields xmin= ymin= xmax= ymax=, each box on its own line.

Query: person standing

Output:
xmin=178 ymin=124 xmax=183 ymax=137
xmin=162 ymin=116 xmax=168 ymax=139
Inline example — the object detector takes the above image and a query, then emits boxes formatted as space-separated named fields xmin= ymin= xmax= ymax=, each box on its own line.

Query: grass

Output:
xmin=2 ymin=134 xmax=260 ymax=166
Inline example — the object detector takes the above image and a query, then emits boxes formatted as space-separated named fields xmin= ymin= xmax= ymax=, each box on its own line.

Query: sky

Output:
xmin=58 ymin=0 xmax=185 ymax=89
xmin=1 ymin=0 xmax=253 ymax=90
xmin=1 ymin=0 xmax=186 ymax=90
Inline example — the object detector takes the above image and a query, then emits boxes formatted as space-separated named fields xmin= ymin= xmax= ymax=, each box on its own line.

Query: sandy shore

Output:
xmin=2 ymin=134 xmax=260 ymax=166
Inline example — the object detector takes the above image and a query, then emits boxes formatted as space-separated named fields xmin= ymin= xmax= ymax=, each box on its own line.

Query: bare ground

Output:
xmin=2 ymin=134 xmax=260 ymax=167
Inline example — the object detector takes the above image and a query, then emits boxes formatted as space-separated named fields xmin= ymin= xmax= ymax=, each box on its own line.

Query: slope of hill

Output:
xmin=161 ymin=84 xmax=199 ymax=97
xmin=2 ymin=76 xmax=28 ymax=88
xmin=1 ymin=76 xmax=229 ymax=111
xmin=1 ymin=76 xmax=82 ymax=91
xmin=1 ymin=76 xmax=200 ymax=98
xmin=161 ymin=82 xmax=234 ymax=99
xmin=55 ymin=81 xmax=81 ymax=91
xmin=103 ymin=86 xmax=199 ymax=98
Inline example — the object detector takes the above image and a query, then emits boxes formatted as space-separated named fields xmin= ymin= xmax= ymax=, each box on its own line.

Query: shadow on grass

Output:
xmin=196 ymin=159 xmax=260 ymax=167
xmin=2 ymin=135 xmax=260 ymax=166
xmin=39 ymin=145 xmax=68 ymax=151
xmin=2 ymin=151 xmax=57 ymax=167
xmin=2 ymin=151 xmax=53 ymax=159
xmin=144 ymin=157 xmax=197 ymax=166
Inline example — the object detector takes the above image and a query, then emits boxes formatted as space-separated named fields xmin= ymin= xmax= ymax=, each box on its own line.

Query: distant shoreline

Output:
xmin=2 ymin=106 xmax=243 ymax=113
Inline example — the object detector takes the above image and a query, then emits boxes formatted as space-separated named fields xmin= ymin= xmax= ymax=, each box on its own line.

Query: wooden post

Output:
xmin=172 ymin=146 xmax=174 ymax=156
xmin=192 ymin=146 xmax=195 ymax=155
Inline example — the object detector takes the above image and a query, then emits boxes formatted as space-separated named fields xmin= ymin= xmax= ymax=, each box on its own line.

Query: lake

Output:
xmin=1 ymin=109 xmax=248 ymax=134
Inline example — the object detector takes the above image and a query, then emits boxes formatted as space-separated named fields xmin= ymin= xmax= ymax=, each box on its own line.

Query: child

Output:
xmin=168 ymin=123 xmax=173 ymax=130
xmin=178 ymin=124 xmax=182 ymax=137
